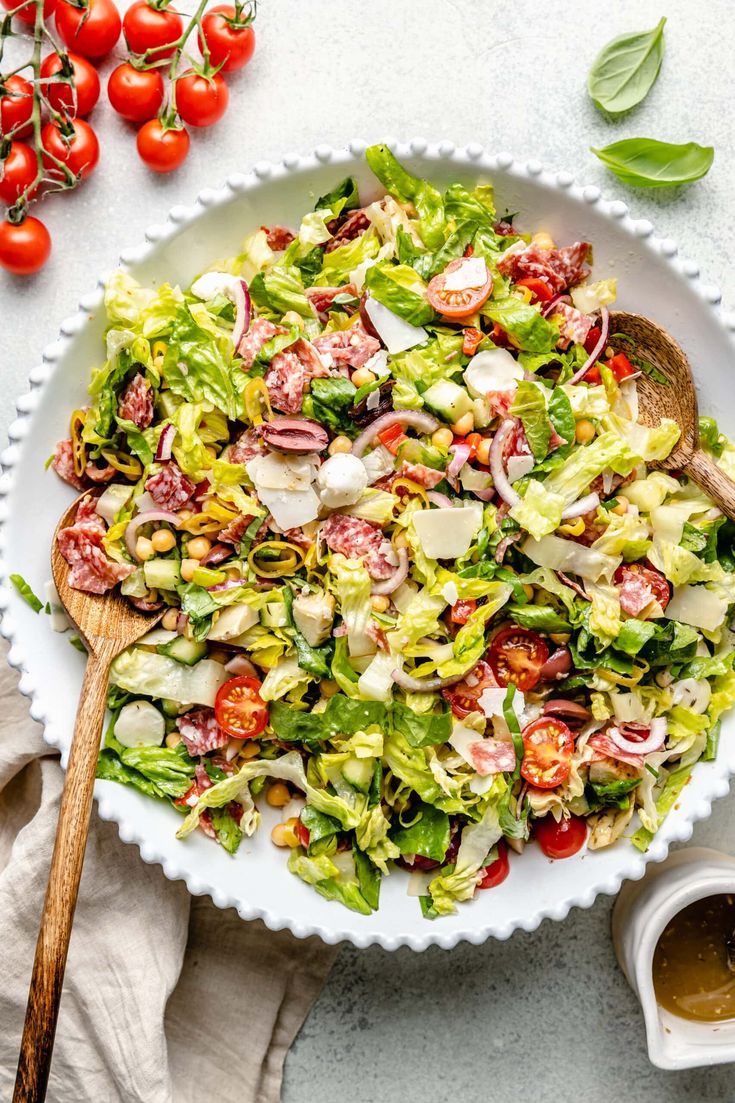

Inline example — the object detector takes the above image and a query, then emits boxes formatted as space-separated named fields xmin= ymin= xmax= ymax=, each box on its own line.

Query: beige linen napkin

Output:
xmin=0 ymin=646 xmax=338 ymax=1103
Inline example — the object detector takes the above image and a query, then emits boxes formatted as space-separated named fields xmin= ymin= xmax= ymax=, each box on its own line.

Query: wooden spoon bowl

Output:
xmin=14 ymin=494 xmax=162 ymax=1103
xmin=609 ymin=310 xmax=735 ymax=520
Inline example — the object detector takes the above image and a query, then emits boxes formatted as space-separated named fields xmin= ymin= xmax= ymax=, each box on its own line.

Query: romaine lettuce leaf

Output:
xmin=366 ymin=144 xmax=446 ymax=249
xmin=482 ymin=296 xmax=559 ymax=353
xmin=364 ymin=263 xmax=436 ymax=326
xmin=390 ymin=802 xmax=451 ymax=861
xmin=510 ymin=380 xmax=551 ymax=460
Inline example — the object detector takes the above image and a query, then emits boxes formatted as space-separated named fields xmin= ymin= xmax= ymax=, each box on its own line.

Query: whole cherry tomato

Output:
xmin=136 ymin=119 xmax=190 ymax=172
xmin=174 ymin=69 xmax=229 ymax=128
xmin=198 ymin=3 xmax=256 ymax=72
xmin=122 ymin=0 xmax=183 ymax=58
xmin=41 ymin=118 xmax=99 ymax=181
xmin=107 ymin=62 xmax=165 ymax=122
xmin=0 ymin=75 xmax=34 ymax=139
xmin=55 ymin=0 xmax=121 ymax=59
xmin=535 ymin=814 xmax=587 ymax=859
xmin=0 ymin=216 xmax=51 ymax=275
xmin=1 ymin=0 xmax=55 ymax=26
xmin=0 ymin=142 xmax=38 ymax=205
xmin=40 ymin=52 xmax=100 ymax=117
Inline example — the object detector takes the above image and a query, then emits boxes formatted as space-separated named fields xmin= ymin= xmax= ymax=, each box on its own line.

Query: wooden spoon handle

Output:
xmin=685 ymin=448 xmax=735 ymax=522
xmin=13 ymin=649 xmax=112 ymax=1103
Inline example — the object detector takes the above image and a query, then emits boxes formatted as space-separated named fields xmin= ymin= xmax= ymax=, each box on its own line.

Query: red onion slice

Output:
xmin=427 ymin=490 xmax=455 ymax=509
xmin=125 ymin=509 xmax=181 ymax=561
xmin=371 ymin=546 xmax=408 ymax=595
xmin=392 ymin=666 xmax=472 ymax=692
xmin=207 ymin=578 xmax=244 ymax=593
xmin=568 ymin=305 xmax=609 ymax=384
xmin=225 ymin=655 xmax=258 ymax=677
xmin=155 ymin=423 xmax=176 ymax=462
xmin=609 ymin=718 xmax=667 ymax=756
xmin=541 ymin=293 xmax=571 ymax=316
xmin=232 ymin=280 xmax=251 ymax=346
xmin=495 ymin=531 xmax=522 ymax=563
xmin=561 ymin=492 xmax=600 ymax=520
xmin=557 ymin=571 xmax=590 ymax=600
xmin=448 ymin=443 xmax=471 ymax=482
xmin=351 ymin=410 xmax=439 ymax=457
xmin=489 ymin=419 xmax=520 ymax=507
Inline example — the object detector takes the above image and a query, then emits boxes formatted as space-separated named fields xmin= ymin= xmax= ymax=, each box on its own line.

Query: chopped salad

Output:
xmin=43 ymin=145 xmax=735 ymax=918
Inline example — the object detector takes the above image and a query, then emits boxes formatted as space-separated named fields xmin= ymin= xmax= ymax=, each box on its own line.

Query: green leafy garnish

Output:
xmin=587 ymin=18 xmax=666 ymax=115
xmin=591 ymin=139 xmax=714 ymax=188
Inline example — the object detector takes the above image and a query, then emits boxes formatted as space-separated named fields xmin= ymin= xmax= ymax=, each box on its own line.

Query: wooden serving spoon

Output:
xmin=13 ymin=495 xmax=162 ymax=1103
xmin=609 ymin=310 xmax=735 ymax=520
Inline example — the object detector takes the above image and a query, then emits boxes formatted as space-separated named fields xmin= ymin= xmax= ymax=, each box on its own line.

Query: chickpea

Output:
xmin=351 ymin=367 xmax=376 ymax=389
xmin=532 ymin=231 xmax=555 ymax=250
xmin=266 ymin=782 xmax=291 ymax=808
xmin=240 ymin=740 xmax=261 ymax=760
xmin=187 ymin=536 xmax=212 ymax=560
xmin=165 ymin=731 xmax=182 ymax=749
xmin=180 ymin=558 xmax=198 ymax=582
xmin=549 ymin=632 xmax=571 ymax=645
xmin=135 ymin=536 xmax=154 ymax=562
xmin=320 ymin=679 xmax=339 ymax=698
xmin=611 ymin=495 xmax=629 ymax=515
xmin=522 ymin=584 xmax=534 ymax=601
xmin=161 ymin=608 xmax=179 ymax=632
xmin=328 ymin=434 xmax=353 ymax=456
xmin=371 ymin=594 xmax=389 ymax=613
xmin=451 ymin=411 xmax=475 ymax=436
xmin=431 ymin=427 xmax=454 ymax=450
xmin=151 ymin=528 xmax=176 ymax=553
xmin=475 ymin=437 xmax=492 ymax=466
xmin=575 ymin=419 xmax=596 ymax=444
xmin=271 ymin=818 xmax=300 ymax=848
xmin=178 ymin=509 xmax=194 ymax=522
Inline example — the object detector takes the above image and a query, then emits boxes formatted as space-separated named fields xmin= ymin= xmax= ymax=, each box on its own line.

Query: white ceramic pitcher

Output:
xmin=612 ymin=847 xmax=735 ymax=1070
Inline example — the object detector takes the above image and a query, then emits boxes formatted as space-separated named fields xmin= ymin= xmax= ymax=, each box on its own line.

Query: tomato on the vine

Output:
xmin=0 ymin=217 xmax=51 ymax=275
xmin=55 ymin=0 xmax=121 ymax=59
xmin=198 ymin=3 xmax=255 ymax=72
xmin=1 ymin=0 xmax=56 ymax=26
xmin=40 ymin=52 xmax=100 ymax=117
xmin=175 ymin=69 xmax=228 ymax=127
xmin=108 ymin=62 xmax=164 ymax=122
xmin=41 ymin=119 xmax=99 ymax=181
xmin=0 ymin=75 xmax=34 ymax=139
xmin=214 ymin=675 xmax=268 ymax=739
xmin=535 ymin=814 xmax=587 ymax=859
xmin=136 ymin=119 xmax=190 ymax=173
xmin=122 ymin=0 xmax=183 ymax=58
xmin=488 ymin=626 xmax=549 ymax=692
xmin=0 ymin=142 xmax=38 ymax=205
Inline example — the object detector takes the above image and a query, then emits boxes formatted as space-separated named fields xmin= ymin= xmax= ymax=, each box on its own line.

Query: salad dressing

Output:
xmin=652 ymin=894 xmax=735 ymax=1022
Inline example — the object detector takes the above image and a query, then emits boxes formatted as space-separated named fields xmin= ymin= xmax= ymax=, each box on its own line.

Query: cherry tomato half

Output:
xmin=40 ymin=52 xmax=100 ymax=117
xmin=123 ymin=0 xmax=183 ymax=58
xmin=55 ymin=0 xmax=121 ymax=58
xmin=427 ymin=256 xmax=493 ymax=319
xmin=41 ymin=118 xmax=99 ymax=181
xmin=1 ymin=0 xmax=55 ymax=26
xmin=0 ymin=142 xmax=38 ymax=205
xmin=136 ymin=119 xmax=190 ymax=173
xmin=442 ymin=659 xmax=498 ymax=719
xmin=296 ymin=820 xmax=310 ymax=849
xmin=0 ymin=75 xmax=34 ymax=138
xmin=488 ymin=626 xmax=549 ymax=692
xmin=478 ymin=840 xmax=510 ymax=889
xmin=613 ymin=562 xmax=670 ymax=616
xmin=0 ymin=216 xmax=51 ymax=275
xmin=214 ymin=675 xmax=268 ymax=739
xmin=108 ymin=62 xmax=165 ymax=122
xmin=174 ymin=69 xmax=229 ymax=128
xmin=515 ymin=276 xmax=555 ymax=302
xmin=535 ymin=813 xmax=587 ymax=859
xmin=450 ymin=598 xmax=477 ymax=625
xmin=198 ymin=4 xmax=256 ymax=72
xmin=520 ymin=716 xmax=574 ymax=789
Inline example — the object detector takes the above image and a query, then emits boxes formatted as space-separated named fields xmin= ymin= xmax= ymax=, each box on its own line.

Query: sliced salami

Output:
xmin=51 ymin=438 xmax=85 ymax=490
xmin=56 ymin=495 xmax=135 ymax=594
xmin=467 ymin=738 xmax=517 ymax=776
xmin=229 ymin=427 xmax=265 ymax=465
xmin=312 ymin=320 xmax=380 ymax=370
xmin=306 ymin=283 xmax=358 ymax=319
xmin=219 ymin=513 xmax=252 ymax=546
xmin=551 ymin=302 xmax=593 ymax=349
xmin=262 ymin=224 xmax=295 ymax=251
xmin=265 ymin=338 xmax=329 ymax=414
xmin=146 ymin=462 xmax=195 ymax=510
xmin=325 ymin=209 xmax=370 ymax=252
xmin=118 ymin=372 xmax=154 ymax=428
xmin=321 ymin=513 xmax=393 ymax=578
xmin=396 ymin=461 xmax=446 ymax=489
xmin=498 ymin=241 xmax=591 ymax=293
xmin=238 ymin=316 xmax=284 ymax=369
xmin=587 ymin=732 xmax=645 ymax=768
xmin=177 ymin=707 xmax=229 ymax=756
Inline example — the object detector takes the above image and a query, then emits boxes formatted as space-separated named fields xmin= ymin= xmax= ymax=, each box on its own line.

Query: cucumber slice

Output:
xmin=422 ymin=380 xmax=473 ymax=424
xmin=159 ymin=636 xmax=208 ymax=665
xmin=143 ymin=558 xmax=181 ymax=592
xmin=342 ymin=756 xmax=373 ymax=793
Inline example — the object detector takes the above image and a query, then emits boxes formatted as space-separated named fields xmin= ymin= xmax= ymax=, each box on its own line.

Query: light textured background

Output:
xmin=2 ymin=1 xmax=735 ymax=1099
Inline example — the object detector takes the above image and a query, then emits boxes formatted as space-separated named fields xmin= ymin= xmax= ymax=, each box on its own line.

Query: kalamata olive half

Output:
xmin=261 ymin=417 xmax=328 ymax=453
xmin=539 ymin=647 xmax=572 ymax=681
xmin=350 ymin=380 xmax=395 ymax=427
xmin=359 ymin=290 xmax=381 ymax=340
xmin=543 ymin=699 xmax=591 ymax=726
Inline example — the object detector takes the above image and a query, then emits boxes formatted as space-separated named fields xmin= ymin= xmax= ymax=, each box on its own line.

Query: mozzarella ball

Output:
xmin=316 ymin=453 xmax=369 ymax=508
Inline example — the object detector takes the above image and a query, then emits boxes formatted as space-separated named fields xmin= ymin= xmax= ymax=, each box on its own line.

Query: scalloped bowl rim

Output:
xmin=1 ymin=139 xmax=734 ymax=952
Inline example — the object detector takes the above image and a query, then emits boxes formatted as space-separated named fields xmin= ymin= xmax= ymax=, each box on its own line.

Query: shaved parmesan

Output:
xmin=478 ymin=687 xmax=525 ymax=721
xmin=413 ymin=504 xmax=483 ymax=559
xmin=665 ymin=585 xmax=728 ymax=632
xmin=407 ymin=870 xmax=435 ymax=897
xmin=442 ymin=257 xmax=488 ymax=292
xmin=440 ymin=579 xmax=460 ymax=606
xmin=364 ymin=349 xmax=390 ymax=377
xmin=507 ymin=454 xmax=535 ymax=484
xmin=246 ymin=452 xmax=321 ymax=530
xmin=366 ymin=389 xmax=381 ymax=411
xmin=464 ymin=348 xmax=523 ymax=398
xmin=361 ymin=444 xmax=395 ymax=485
xmin=363 ymin=296 xmax=427 ymax=354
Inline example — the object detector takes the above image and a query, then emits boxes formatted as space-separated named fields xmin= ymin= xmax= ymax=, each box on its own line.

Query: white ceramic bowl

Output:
xmin=2 ymin=141 xmax=735 ymax=952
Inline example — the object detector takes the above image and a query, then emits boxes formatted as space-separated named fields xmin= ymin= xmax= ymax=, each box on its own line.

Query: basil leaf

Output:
xmin=587 ymin=18 xmax=666 ymax=115
xmin=591 ymin=139 xmax=714 ymax=188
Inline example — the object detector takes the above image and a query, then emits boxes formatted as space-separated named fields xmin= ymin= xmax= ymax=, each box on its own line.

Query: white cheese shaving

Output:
xmin=246 ymin=452 xmax=321 ymax=530
xmin=442 ymin=257 xmax=488 ymax=292
xmin=366 ymin=389 xmax=381 ymax=411
xmin=507 ymin=454 xmax=535 ymax=484
xmin=665 ymin=585 xmax=728 ymax=632
xmin=363 ymin=349 xmax=390 ymax=377
xmin=478 ymin=687 xmax=525 ymax=721
xmin=464 ymin=348 xmax=523 ymax=398
xmin=363 ymin=296 xmax=427 ymax=354
xmin=362 ymin=444 xmax=397 ymax=485
xmin=407 ymin=870 xmax=435 ymax=897
xmin=412 ymin=504 xmax=483 ymax=559
xmin=440 ymin=580 xmax=459 ymax=606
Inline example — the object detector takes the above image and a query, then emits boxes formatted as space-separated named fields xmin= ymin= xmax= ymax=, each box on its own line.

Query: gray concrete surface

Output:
xmin=2 ymin=1 xmax=734 ymax=1099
